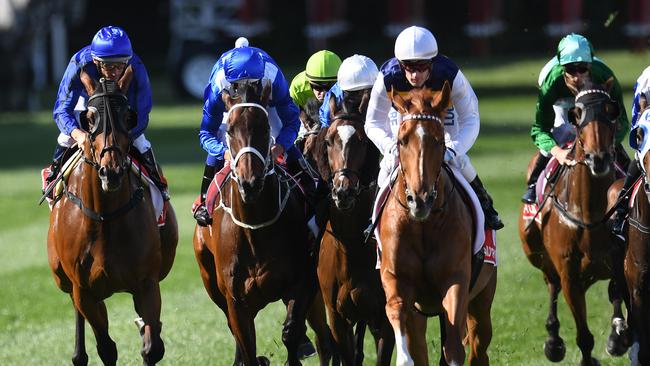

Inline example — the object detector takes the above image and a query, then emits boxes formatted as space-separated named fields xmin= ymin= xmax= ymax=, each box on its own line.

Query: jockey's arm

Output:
xmin=129 ymin=57 xmax=153 ymax=139
xmin=199 ymin=86 xmax=228 ymax=160
xmin=531 ymin=79 xmax=561 ymax=154
xmin=319 ymin=83 xmax=342 ymax=127
xmin=53 ymin=60 xmax=85 ymax=136
xmin=448 ymin=70 xmax=479 ymax=157
xmin=365 ymin=73 xmax=395 ymax=155
xmin=270 ymin=72 xmax=301 ymax=153
xmin=608 ymin=76 xmax=629 ymax=146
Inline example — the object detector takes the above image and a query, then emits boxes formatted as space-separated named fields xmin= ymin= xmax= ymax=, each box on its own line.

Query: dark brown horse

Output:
xmin=607 ymin=106 xmax=650 ymax=365
xmin=378 ymin=84 xmax=497 ymax=365
xmin=314 ymin=92 xmax=394 ymax=365
xmin=47 ymin=77 xmax=178 ymax=366
xmin=193 ymin=82 xmax=329 ymax=366
xmin=519 ymin=80 xmax=630 ymax=365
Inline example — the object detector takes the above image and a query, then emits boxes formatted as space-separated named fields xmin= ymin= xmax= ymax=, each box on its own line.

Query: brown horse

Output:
xmin=519 ymin=81 xmax=630 ymax=365
xmin=378 ymin=84 xmax=497 ymax=365
xmin=193 ymin=82 xmax=329 ymax=366
xmin=47 ymin=78 xmax=178 ymax=366
xmin=608 ymin=111 xmax=650 ymax=364
xmin=314 ymin=92 xmax=394 ymax=365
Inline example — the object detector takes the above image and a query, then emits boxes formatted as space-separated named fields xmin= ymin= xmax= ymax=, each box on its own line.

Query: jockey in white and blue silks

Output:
xmin=193 ymin=38 xmax=309 ymax=227
xmin=46 ymin=25 xmax=169 ymax=200
xmin=364 ymin=25 xmax=503 ymax=230
xmin=318 ymin=54 xmax=379 ymax=126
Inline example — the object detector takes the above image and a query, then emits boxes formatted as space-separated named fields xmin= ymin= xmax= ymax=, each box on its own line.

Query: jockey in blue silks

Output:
xmin=193 ymin=37 xmax=314 ymax=227
xmin=46 ymin=25 xmax=169 ymax=200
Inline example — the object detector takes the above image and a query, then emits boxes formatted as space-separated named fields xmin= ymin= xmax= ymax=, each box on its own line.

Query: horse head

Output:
xmin=320 ymin=89 xmax=377 ymax=210
xmin=391 ymin=82 xmax=451 ymax=221
xmin=298 ymin=98 xmax=323 ymax=167
xmin=81 ymin=75 xmax=136 ymax=192
xmin=222 ymin=80 xmax=272 ymax=203
xmin=633 ymin=108 xmax=650 ymax=202
xmin=570 ymin=79 xmax=619 ymax=177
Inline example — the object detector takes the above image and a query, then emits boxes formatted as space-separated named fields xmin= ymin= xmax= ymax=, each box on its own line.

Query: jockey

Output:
xmin=46 ymin=26 xmax=169 ymax=200
xmin=365 ymin=25 xmax=504 ymax=230
xmin=290 ymin=49 xmax=342 ymax=108
xmin=193 ymin=37 xmax=313 ymax=228
xmin=611 ymin=65 xmax=650 ymax=234
xmin=522 ymin=33 xmax=629 ymax=205
xmin=319 ymin=54 xmax=379 ymax=126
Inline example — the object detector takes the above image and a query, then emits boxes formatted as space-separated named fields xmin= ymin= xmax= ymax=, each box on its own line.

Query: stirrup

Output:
xmin=521 ymin=184 xmax=537 ymax=204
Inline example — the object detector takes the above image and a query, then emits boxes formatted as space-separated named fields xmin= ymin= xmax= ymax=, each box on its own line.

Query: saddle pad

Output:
xmin=535 ymin=157 xmax=560 ymax=204
xmin=191 ymin=160 xmax=233 ymax=217
xmin=630 ymin=178 xmax=644 ymax=209
xmin=521 ymin=203 xmax=542 ymax=227
xmin=129 ymin=158 xmax=166 ymax=227
xmin=372 ymin=165 xmax=488 ymax=267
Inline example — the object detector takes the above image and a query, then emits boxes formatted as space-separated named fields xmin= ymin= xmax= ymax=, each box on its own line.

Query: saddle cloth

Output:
xmin=371 ymin=165 xmax=496 ymax=269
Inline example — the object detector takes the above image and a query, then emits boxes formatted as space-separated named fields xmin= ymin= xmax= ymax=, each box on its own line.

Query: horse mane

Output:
xmin=304 ymin=98 xmax=321 ymax=129
xmin=314 ymin=124 xmax=331 ymax=180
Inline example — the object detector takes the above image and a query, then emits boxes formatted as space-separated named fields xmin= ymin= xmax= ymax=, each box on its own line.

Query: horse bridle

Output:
xmin=396 ymin=113 xmax=447 ymax=210
xmin=327 ymin=113 xmax=371 ymax=197
xmin=225 ymin=102 xmax=275 ymax=184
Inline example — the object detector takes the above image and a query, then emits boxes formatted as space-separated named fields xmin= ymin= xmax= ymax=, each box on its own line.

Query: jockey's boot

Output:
xmin=470 ymin=175 xmax=504 ymax=230
xmin=43 ymin=144 xmax=68 ymax=194
xmin=521 ymin=153 xmax=551 ymax=204
xmin=194 ymin=164 xmax=216 ymax=227
xmin=141 ymin=148 xmax=170 ymax=201
xmin=612 ymin=161 xmax=642 ymax=235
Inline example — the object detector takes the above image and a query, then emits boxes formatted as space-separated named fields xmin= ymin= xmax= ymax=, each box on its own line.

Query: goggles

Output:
xmin=399 ymin=60 xmax=432 ymax=73
xmin=309 ymin=81 xmax=335 ymax=92
xmin=99 ymin=61 xmax=127 ymax=72
xmin=564 ymin=63 xmax=590 ymax=76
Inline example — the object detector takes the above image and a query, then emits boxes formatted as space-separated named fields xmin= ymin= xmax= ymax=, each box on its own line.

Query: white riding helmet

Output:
xmin=394 ymin=26 xmax=438 ymax=61
xmin=338 ymin=55 xmax=379 ymax=91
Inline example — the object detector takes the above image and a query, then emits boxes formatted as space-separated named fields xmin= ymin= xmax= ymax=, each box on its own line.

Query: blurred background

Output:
xmin=1 ymin=0 xmax=649 ymax=110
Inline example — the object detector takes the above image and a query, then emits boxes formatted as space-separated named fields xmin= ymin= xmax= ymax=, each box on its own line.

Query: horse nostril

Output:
xmin=406 ymin=194 xmax=414 ymax=204
xmin=425 ymin=193 xmax=434 ymax=205
xmin=585 ymin=153 xmax=593 ymax=161
xmin=98 ymin=166 xmax=107 ymax=178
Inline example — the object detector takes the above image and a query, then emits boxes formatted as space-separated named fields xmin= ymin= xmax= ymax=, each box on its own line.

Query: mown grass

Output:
xmin=1 ymin=50 xmax=649 ymax=365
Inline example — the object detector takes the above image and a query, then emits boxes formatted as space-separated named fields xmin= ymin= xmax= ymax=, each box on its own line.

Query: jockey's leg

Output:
xmin=522 ymin=151 xmax=551 ymax=203
xmin=193 ymin=157 xmax=221 ymax=227
xmin=132 ymin=134 xmax=170 ymax=201
xmin=46 ymin=144 xmax=68 ymax=185
xmin=449 ymin=154 xmax=504 ymax=230
xmin=612 ymin=160 xmax=641 ymax=235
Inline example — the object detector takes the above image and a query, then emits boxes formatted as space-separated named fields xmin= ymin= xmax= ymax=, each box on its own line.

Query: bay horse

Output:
xmin=47 ymin=77 xmax=179 ymax=366
xmin=314 ymin=91 xmax=394 ymax=365
xmin=608 ymin=107 xmax=650 ymax=365
xmin=519 ymin=80 xmax=630 ymax=365
xmin=192 ymin=82 xmax=330 ymax=365
xmin=378 ymin=84 xmax=497 ymax=365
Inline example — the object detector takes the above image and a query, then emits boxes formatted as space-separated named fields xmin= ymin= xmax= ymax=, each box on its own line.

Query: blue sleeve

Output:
xmin=632 ymin=81 xmax=642 ymax=129
xmin=129 ymin=57 xmax=152 ymax=139
xmin=269 ymin=70 xmax=300 ymax=151
xmin=53 ymin=58 xmax=84 ymax=135
xmin=319 ymin=83 xmax=342 ymax=127
xmin=199 ymin=82 xmax=228 ymax=159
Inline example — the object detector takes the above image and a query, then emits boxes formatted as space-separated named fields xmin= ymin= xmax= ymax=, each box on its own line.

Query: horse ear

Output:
xmin=260 ymin=80 xmax=271 ymax=106
xmin=358 ymin=89 xmax=370 ymax=117
xmin=431 ymin=81 xmax=451 ymax=112
xmin=640 ymin=95 xmax=648 ymax=112
xmin=222 ymin=89 xmax=235 ymax=110
xmin=118 ymin=65 xmax=134 ymax=94
xmin=79 ymin=69 xmax=97 ymax=96
xmin=390 ymin=88 xmax=409 ymax=114
xmin=604 ymin=77 xmax=615 ymax=94
xmin=636 ymin=127 xmax=645 ymax=151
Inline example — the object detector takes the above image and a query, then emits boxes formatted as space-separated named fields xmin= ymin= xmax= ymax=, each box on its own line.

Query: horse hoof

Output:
xmin=580 ymin=357 xmax=600 ymax=366
xmin=606 ymin=325 xmax=631 ymax=356
xmin=296 ymin=339 xmax=317 ymax=360
xmin=257 ymin=356 xmax=270 ymax=366
xmin=544 ymin=337 xmax=566 ymax=362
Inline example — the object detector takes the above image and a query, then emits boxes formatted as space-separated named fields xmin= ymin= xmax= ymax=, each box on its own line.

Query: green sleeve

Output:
xmin=591 ymin=61 xmax=630 ymax=145
xmin=289 ymin=71 xmax=313 ymax=109
xmin=531 ymin=68 xmax=563 ymax=153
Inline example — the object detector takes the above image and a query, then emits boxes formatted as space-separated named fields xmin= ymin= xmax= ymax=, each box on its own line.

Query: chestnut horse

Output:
xmin=314 ymin=92 xmax=394 ymax=365
xmin=47 ymin=78 xmax=178 ymax=366
xmin=519 ymin=81 xmax=630 ymax=365
xmin=193 ymin=82 xmax=329 ymax=365
xmin=378 ymin=84 xmax=497 ymax=365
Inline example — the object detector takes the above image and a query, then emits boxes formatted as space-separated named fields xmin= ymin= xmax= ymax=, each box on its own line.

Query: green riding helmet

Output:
xmin=305 ymin=50 xmax=342 ymax=83
xmin=557 ymin=33 xmax=593 ymax=65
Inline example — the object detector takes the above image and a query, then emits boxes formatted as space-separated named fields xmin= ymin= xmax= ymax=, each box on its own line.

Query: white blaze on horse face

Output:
xmin=394 ymin=329 xmax=414 ymax=366
xmin=416 ymin=123 xmax=426 ymax=179
xmin=337 ymin=125 xmax=356 ymax=161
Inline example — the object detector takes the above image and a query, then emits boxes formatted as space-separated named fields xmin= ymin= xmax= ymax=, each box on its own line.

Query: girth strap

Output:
xmin=65 ymin=186 xmax=144 ymax=221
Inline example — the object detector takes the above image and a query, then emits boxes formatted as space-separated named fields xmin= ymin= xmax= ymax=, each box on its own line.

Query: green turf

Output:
xmin=1 ymin=50 xmax=648 ymax=365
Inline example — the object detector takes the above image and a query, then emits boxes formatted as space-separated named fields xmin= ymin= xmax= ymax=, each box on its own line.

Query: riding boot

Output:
xmin=140 ymin=148 xmax=170 ymax=201
xmin=612 ymin=161 xmax=642 ymax=235
xmin=42 ymin=144 xmax=68 ymax=197
xmin=194 ymin=164 xmax=217 ymax=227
xmin=521 ymin=153 xmax=551 ymax=203
xmin=470 ymin=175 xmax=504 ymax=230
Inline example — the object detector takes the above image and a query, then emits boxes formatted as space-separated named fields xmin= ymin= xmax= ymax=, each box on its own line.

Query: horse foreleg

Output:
xmin=382 ymin=270 xmax=417 ymax=366
xmin=227 ymin=299 xmax=258 ymax=366
xmin=466 ymin=269 xmax=496 ymax=366
xmin=72 ymin=308 xmax=89 ymax=366
xmin=354 ymin=321 xmax=367 ymax=366
xmin=367 ymin=317 xmax=395 ymax=366
xmin=72 ymin=286 xmax=117 ymax=366
xmin=306 ymin=293 xmax=336 ymax=365
xmin=158 ymin=204 xmax=178 ymax=281
xmin=606 ymin=278 xmax=631 ymax=356
xmin=327 ymin=309 xmax=355 ymax=365
xmin=133 ymin=279 xmax=164 ymax=366
xmin=543 ymin=273 xmax=565 ymax=362
xmin=439 ymin=283 xmax=468 ymax=366
xmin=560 ymin=270 xmax=597 ymax=366
xmin=283 ymin=296 xmax=311 ymax=366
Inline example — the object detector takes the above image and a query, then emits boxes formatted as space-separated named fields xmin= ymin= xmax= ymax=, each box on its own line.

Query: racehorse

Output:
xmin=608 ymin=104 xmax=650 ymax=365
xmin=314 ymin=92 xmax=394 ymax=365
xmin=47 ymin=77 xmax=179 ymax=366
xmin=519 ymin=80 xmax=630 ymax=365
xmin=192 ymin=82 xmax=331 ymax=365
xmin=378 ymin=84 xmax=497 ymax=365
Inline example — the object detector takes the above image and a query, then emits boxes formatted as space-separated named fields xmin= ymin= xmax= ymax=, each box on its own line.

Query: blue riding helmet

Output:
xmin=91 ymin=26 xmax=133 ymax=62
xmin=224 ymin=47 xmax=265 ymax=82
xmin=557 ymin=33 xmax=593 ymax=65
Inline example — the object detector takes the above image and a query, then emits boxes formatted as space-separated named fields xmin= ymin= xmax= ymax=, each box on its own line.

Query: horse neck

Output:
xmin=329 ymin=187 xmax=374 ymax=239
xmin=560 ymin=159 xmax=613 ymax=217
xmin=228 ymin=172 xmax=281 ymax=222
